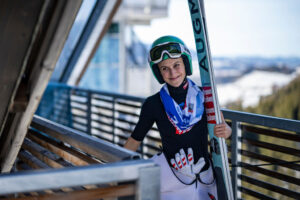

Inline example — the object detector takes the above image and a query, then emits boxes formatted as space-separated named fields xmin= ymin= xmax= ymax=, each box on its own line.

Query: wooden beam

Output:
xmin=3 ymin=184 xmax=135 ymax=200
xmin=0 ymin=0 xmax=44 ymax=136
xmin=0 ymin=0 xmax=82 ymax=173
xmin=22 ymin=138 xmax=73 ymax=168
xmin=27 ymin=130 xmax=100 ymax=166
xmin=9 ymin=80 xmax=29 ymax=113
xmin=18 ymin=149 xmax=51 ymax=170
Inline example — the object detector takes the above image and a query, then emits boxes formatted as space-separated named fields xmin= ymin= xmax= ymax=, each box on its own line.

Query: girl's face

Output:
xmin=158 ymin=57 xmax=186 ymax=87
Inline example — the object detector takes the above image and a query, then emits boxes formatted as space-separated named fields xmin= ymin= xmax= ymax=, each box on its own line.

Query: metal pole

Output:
xmin=231 ymin=120 xmax=238 ymax=199
xmin=136 ymin=165 xmax=160 ymax=200
xmin=87 ymin=91 xmax=92 ymax=135
xmin=112 ymin=97 xmax=116 ymax=144
xmin=231 ymin=120 xmax=242 ymax=200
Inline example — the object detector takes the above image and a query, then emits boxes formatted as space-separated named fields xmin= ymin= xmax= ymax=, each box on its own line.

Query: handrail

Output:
xmin=222 ymin=108 xmax=300 ymax=132
xmin=31 ymin=115 xmax=141 ymax=162
xmin=0 ymin=159 xmax=160 ymax=199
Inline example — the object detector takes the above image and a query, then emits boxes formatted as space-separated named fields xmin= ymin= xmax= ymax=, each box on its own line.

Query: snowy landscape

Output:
xmin=184 ymin=56 xmax=300 ymax=108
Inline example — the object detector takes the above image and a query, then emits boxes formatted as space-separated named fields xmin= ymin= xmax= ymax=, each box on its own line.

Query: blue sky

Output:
xmin=134 ymin=0 xmax=300 ymax=57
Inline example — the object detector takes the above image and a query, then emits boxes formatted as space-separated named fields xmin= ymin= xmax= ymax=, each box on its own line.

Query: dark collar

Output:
xmin=167 ymin=78 xmax=188 ymax=96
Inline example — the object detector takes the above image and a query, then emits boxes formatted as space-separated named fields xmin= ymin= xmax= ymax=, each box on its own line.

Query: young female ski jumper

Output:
xmin=124 ymin=35 xmax=231 ymax=200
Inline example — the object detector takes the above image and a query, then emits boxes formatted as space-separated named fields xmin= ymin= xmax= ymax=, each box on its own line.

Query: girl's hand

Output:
xmin=214 ymin=112 xmax=232 ymax=139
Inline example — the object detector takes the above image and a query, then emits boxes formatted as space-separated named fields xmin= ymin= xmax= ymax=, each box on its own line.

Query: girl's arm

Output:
xmin=124 ymin=137 xmax=141 ymax=151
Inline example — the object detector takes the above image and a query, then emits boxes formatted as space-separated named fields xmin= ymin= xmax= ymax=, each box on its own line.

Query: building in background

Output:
xmin=50 ymin=0 xmax=169 ymax=96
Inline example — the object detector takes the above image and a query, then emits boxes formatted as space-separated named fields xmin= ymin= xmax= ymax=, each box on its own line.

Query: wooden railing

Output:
xmin=36 ymin=83 xmax=300 ymax=199
xmin=0 ymin=116 xmax=159 ymax=199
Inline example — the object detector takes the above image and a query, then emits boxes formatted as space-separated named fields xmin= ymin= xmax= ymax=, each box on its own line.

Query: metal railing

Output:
xmin=0 ymin=159 xmax=160 ymax=199
xmin=36 ymin=82 xmax=300 ymax=199
xmin=223 ymin=109 xmax=300 ymax=200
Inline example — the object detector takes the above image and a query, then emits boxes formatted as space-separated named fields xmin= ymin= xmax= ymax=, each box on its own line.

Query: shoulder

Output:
xmin=139 ymin=92 xmax=162 ymax=119
xmin=141 ymin=92 xmax=161 ymax=111
xmin=144 ymin=92 xmax=161 ymax=105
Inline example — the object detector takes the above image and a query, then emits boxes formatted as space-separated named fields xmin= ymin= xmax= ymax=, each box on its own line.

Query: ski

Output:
xmin=187 ymin=0 xmax=234 ymax=199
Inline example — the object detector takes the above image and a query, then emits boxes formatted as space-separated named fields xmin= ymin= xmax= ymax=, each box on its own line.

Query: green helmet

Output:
xmin=148 ymin=35 xmax=193 ymax=84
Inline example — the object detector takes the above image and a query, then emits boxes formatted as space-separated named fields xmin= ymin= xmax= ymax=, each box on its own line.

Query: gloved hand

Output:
xmin=170 ymin=149 xmax=195 ymax=179
xmin=187 ymin=148 xmax=214 ymax=184
xmin=187 ymin=148 xmax=206 ymax=174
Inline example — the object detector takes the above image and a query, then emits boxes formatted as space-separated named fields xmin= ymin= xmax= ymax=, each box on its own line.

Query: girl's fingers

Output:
xmin=179 ymin=149 xmax=187 ymax=166
xmin=170 ymin=158 xmax=179 ymax=170
xmin=187 ymin=148 xmax=194 ymax=165
xmin=175 ymin=153 xmax=182 ymax=169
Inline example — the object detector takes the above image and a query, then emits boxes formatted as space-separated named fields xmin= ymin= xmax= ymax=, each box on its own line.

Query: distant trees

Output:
xmin=226 ymin=74 xmax=300 ymax=199
xmin=245 ymin=74 xmax=300 ymax=120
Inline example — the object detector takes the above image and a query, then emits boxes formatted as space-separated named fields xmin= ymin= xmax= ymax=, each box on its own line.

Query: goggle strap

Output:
xmin=150 ymin=43 xmax=189 ymax=64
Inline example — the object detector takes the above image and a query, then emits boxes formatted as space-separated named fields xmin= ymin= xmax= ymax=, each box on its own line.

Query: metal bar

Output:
xmin=45 ymin=83 xmax=300 ymax=134
xmin=87 ymin=91 xmax=92 ymax=135
xmin=240 ymin=162 xmax=300 ymax=185
xmin=93 ymin=118 xmax=113 ymax=127
xmin=92 ymin=126 xmax=113 ymax=136
xmin=93 ymin=96 xmax=114 ymax=104
xmin=243 ymin=138 xmax=300 ymax=157
xmin=93 ymin=112 xmax=113 ymax=120
xmin=145 ymin=135 xmax=161 ymax=143
xmin=48 ymin=82 xmax=145 ymax=103
xmin=239 ymin=174 xmax=300 ymax=199
xmin=116 ymin=117 xmax=138 ymax=126
xmin=115 ymin=125 xmax=133 ymax=134
xmin=60 ymin=0 xmax=107 ymax=83
xmin=0 ymin=159 xmax=157 ymax=195
xmin=238 ymin=186 xmax=275 ymax=200
xmin=242 ymin=124 xmax=300 ymax=142
xmin=116 ymin=109 xmax=140 ymax=118
xmin=112 ymin=97 xmax=116 ymax=144
xmin=240 ymin=149 xmax=300 ymax=171
xmin=92 ymin=104 xmax=113 ymax=112
xmin=116 ymin=101 xmax=142 ymax=109
xmin=74 ymin=0 xmax=122 ymax=85
xmin=222 ymin=109 xmax=300 ymax=133
xmin=231 ymin=120 xmax=239 ymax=200
xmin=136 ymin=165 xmax=160 ymax=200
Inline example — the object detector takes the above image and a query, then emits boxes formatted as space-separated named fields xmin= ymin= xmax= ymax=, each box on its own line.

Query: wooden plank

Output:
xmin=3 ymin=184 xmax=135 ymax=200
xmin=27 ymin=130 xmax=100 ymax=165
xmin=16 ymin=162 xmax=33 ymax=171
xmin=18 ymin=149 xmax=50 ymax=169
xmin=22 ymin=138 xmax=73 ymax=168
xmin=31 ymin=116 xmax=140 ymax=162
